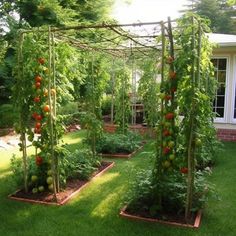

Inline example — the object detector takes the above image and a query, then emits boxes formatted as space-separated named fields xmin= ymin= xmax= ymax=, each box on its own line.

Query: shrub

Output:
xmin=125 ymin=167 xmax=214 ymax=218
xmin=10 ymin=146 xmax=100 ymax=191
xmin=95 ymin=131 xmax=142 ymax=154
xmin=57 ymin=102 xmax=80 ymax=126
xmin=61 ymin=148 xmax=101 ymax=180
xmin=58 ymin=102 xmax=78 ymax=115
xmin=10 ymin=154 xmax=49 ymax=190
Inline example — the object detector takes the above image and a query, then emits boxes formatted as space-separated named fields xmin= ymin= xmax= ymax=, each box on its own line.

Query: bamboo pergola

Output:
xmin=17 ymin=16 xmax=207 ymax=222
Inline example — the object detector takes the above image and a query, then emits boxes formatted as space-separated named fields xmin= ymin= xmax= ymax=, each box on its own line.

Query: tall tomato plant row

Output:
xmin=13 ymin=29 xmax=71 ymax=200
xmin=175 ymin=14 xmax=216 ymax=220
xmin=153 ymin=14 xmax=216 ymax=221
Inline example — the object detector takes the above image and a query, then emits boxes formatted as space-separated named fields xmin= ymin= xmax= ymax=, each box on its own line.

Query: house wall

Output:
xmin=213 ymin=46 xmax=236 ymax=141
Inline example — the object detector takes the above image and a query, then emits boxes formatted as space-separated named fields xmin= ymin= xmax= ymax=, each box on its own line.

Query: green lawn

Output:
xmin=0 ymin=131 xmax=235 ymax=236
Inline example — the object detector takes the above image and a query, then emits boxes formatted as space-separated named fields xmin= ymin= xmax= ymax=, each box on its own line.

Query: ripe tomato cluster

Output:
xmin=31 ymin=57 xmax=51 ymax=166
xmin=159 ymin=55 xmax=179 ymax=171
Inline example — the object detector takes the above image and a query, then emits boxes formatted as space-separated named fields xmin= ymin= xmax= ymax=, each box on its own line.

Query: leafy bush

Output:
xmin=0 ymin=104 xmax=19 ymax=128
xmin=125 ymin=168 xmax=214 ymax=218
xmin=10 ymin=146 xmax=101 ymax=192
xmin=96 ymin=131 xmax=142 ymax=154
xmin=61 ymin=148 xmax=101 ymax=180
xmin=57 ymin=102 xmax=80 ymax=126
xmin=10 ymin=154 xmax=50 ymax=190
xmin=58 ymin=102 xmax=78 ymax=115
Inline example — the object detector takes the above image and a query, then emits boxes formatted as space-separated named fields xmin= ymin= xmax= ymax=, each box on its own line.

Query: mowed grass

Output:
xmin=0 ymin=131 xmax=236 ymax=236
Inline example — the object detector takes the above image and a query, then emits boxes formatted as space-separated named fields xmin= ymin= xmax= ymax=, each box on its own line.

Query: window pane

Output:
xmin=216 ymin=108 xmax=224 ymax=117
xmin=211 ymin=59 xmax=217 ymax=68
xmin=218 ymin=59 xmax=227 ymax=70
xmin=211 ymin=58 xmax=227 ymax=119
xmin=216 ymin=96 xmax=225 ymax=107
xmin=218 ymin=84 xmax=225 ymax=95
xmin=218 ymin=71 xmax=226 ymax=83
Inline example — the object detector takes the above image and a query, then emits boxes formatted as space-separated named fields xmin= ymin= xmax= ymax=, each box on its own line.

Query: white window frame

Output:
xmin=212 ymin=56 xmax=230 ymax=123
xmin=232 ymin=55 xmax=236 ymax=123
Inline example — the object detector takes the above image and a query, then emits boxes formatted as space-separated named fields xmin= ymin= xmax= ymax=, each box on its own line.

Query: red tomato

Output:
xmin=36 ymin=115 xmax=43 ymax=121
xmin=163 ymin=129 xmax=170 ymax=137
xmin=35 ymin=122 xmax=41 ymax=129
xmin=163 ymin=147 xmax=171 ymax=155
xmin=165 ymin=113 xmax=174 ymax=120
xmin=164 ymin=95 xmax=172 ymax=101
xmin=35 ymin=75 xmax=42 ymax=83
xmin=180 ymin=167 xmax=188 ymax=174
xmin=166 ymin=56 xmax=174 ymax=64
xmin=32 ymin=112 xmax=38 ymax=119
xmin=43 ymin=105 xmax=50 ymax=113
xmin=34 ymin=97 xmax=40 ymax=103
xmin=169 ymin=71 xmax=177 ymax=79
xmin=35 ymin=156 xmax=43 ymax=165
xmin=38 ymin=58 xmax=45 ymax=65
xmin=35 ymin=82 xmax=41 ymax=88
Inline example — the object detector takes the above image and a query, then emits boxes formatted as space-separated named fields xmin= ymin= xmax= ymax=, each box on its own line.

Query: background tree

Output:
xmin=181 ymin=0 xmax=236 ymax=34
xmin=0 ymin=0 xmax=115 ymax=106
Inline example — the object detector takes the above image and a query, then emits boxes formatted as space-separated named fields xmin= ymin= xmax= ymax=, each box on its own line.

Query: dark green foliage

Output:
xmin=101 ymin=94 xmax=112 ymax=116
xmin=61 ymin=148 xmax=101 ymax=180
xmin=138 ymin=55 xmax=160 ymax=127
xmin=0 ymin=104 xmax=18 ymax=128
xmin=126 ymin=167 xmax=214 ymax=218
xmin=10 ymin=154 xmax=49 ymax=190
xmin=114 ymin=67 xmax=131 ymax=134
xmin=10 ymin=145 xmax=101 ymax=188
xmin=95 ymin=131 xmax=142 ymax=154
xmin=182 ymin=0 xmax=236 ymax=34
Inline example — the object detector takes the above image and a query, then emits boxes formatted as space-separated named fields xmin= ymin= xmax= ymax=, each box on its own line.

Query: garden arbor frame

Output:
xmin=16 ymin=19 xmax=164 ymax=200
xmin=16 ymin=15 xmax=210 ymax=222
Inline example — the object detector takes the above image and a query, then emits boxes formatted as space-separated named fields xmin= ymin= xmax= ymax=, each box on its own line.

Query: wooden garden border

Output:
xmin=8 ymin=161 xmax=114 ymax=206
xmin=120 ymin=205 xmax=202 ymax=229
xmin=99 ymin=143 xmax=145 ymax=159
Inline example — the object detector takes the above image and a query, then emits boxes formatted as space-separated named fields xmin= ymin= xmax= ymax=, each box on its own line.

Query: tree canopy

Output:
xmin=0 ymin=0 xmax=115 ymax=104
xmin=181 ymin=0 xmax=236 ymax=34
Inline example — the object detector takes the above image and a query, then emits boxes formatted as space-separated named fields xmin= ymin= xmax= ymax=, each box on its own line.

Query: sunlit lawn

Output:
xmin=0 ymin=130 xmax=236 ymax=236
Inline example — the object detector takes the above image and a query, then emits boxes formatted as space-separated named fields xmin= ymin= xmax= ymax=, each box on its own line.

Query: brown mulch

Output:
xmin=9 ymin=161 xmax=114 ymax=205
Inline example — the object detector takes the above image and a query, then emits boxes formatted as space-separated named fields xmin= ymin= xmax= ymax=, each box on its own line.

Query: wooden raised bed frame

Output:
xmin=8 ymin=161 xmax=115 ymax=206
xmin=120 ymin=205 xmax=202 ymax=229
xmin=100 ymin=144 xmax=145 ymax=159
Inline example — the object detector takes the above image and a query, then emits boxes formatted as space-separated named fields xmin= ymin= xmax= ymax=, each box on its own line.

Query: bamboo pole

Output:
xmin=122 ymin=57 xmax=125 ymax=134
xmin=51 ymin=32 xmax=60 ymax=191
xmin=91 ymin=54 xmax=96 ymax=158
xmin=167 ymin=17 xmax=176 ymax=143
xmin=17 ymin=32 xmax=29 ymax=193
xmin=111 ymin=57 xmax=115 ymax=124
xmin=155 ymin=21 xmax=166 ymax=207
xmin=196 ymin=21 xmax=201 ymax=87
xmin=185 ymin=16 xmax=196 ymax=221
xmin=48 ymin=26 xmax=58 ymax=201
